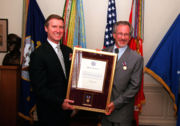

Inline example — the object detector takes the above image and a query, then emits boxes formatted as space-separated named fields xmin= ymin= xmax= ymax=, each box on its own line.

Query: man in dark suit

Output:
xmin=102 ymin=21 xmax=144 ymax=126
xmin=29 ymin=14 xmax=74 ymax=126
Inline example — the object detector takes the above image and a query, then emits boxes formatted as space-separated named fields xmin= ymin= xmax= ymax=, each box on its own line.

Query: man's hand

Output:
xmin=105 ymin=102 xmax=115 ymax=115
xmin=62 ymin=99 xmax=74 ymax=110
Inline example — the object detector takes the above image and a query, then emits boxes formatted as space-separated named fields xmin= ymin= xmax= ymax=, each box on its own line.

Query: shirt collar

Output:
xmin=113 ymin=45 xmax=128 ymax=52
xmin=47 ymin=39 xmax=60 ymax=49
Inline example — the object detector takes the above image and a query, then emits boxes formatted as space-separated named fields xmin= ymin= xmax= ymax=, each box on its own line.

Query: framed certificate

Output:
xmin=66 ymin=47 xmax=117 ymax=113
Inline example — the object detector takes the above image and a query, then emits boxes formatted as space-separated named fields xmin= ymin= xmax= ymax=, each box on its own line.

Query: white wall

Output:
xmin=0 ymin=0 xmax=180 ymax=83
xmin=0 ymin=0 xmax=23 ymax=64
xmin=36 ymin=0 xmax=132 ymax=49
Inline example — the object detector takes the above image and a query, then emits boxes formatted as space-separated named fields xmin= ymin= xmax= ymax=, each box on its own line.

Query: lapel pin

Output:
xmin=69 ymin=53 xmax=72 ymax=60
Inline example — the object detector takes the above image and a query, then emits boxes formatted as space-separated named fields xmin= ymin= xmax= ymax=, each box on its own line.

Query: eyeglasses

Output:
xmin=116 ymin=32 xmax=130 ymax=37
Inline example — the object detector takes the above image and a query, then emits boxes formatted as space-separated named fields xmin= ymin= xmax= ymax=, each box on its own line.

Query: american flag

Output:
xmin=104 ymin=0 xmax=117 ymax=48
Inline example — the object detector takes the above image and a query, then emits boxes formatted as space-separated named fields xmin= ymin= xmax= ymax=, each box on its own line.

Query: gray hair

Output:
xmin=112 ymin=21 xmax=133 ymax=36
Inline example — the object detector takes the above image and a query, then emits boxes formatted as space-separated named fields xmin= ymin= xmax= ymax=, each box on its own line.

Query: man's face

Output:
xmin=113 ymin=24 xmax=131 ymax=48
xmin=45 ymin=18 xmax=64 ymax=44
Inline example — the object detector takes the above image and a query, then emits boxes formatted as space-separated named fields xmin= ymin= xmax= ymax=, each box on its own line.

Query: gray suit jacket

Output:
xmin=103 ymin=46 xmax=143 ymax=123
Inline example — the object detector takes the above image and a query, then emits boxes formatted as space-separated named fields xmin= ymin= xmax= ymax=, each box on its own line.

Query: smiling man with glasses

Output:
xmin=102 ymin=21 xmax=144 ymax=126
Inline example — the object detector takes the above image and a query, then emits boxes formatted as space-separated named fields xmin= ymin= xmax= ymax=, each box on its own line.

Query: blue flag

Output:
xmin=103 ymin=0 xmax=117 ymax=48
xmin=19 ymin=0 xmax=46 ymax=121
xmin=145 ymin=14 xmax=180 ymax=126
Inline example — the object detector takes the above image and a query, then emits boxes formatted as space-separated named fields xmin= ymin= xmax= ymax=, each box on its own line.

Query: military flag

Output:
xmin=18 ymin=0 xmax=46 ymax=121
xmin=145 ymin=14 xmax=180 ymax=126
xmin=129 ymin=0 xmax=145 ymax=126
xmin=63 ymin=0 xmax=86 ymax=48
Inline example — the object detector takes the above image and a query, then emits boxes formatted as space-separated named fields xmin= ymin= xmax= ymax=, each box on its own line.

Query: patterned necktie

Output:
xmin=56 ymin=45 xmax=66 ymax=77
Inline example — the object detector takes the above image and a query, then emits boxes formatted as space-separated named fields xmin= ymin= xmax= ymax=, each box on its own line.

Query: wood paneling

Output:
xmin=139 ymin=83 xmax=176 ymax=126
xmin=0 ymin=66 xmax=20 ymax=126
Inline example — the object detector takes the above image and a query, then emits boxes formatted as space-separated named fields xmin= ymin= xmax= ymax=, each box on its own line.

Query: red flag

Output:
xmin=129 ymin=0 xmax=145 ymax=126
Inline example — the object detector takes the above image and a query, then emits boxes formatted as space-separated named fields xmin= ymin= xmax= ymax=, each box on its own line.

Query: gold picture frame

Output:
xmin=66 ymin=47 xmax=117 ymax=113
xmin=0 ymin=19 xmax=8 ymax=52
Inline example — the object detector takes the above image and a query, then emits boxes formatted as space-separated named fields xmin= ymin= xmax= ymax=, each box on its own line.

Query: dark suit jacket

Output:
xmin=29 ymin=41 xmax=72 ymax=125
xmin=103 ymin=46 xmax=143 ymax=123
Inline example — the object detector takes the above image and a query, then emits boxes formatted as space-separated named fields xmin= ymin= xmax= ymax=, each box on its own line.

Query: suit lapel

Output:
xmin=46 ymin=42 xmax=60 ymax=62
xmin=116 ymin=47 xmax=130 ymax=69
xmin=45 ymin=42 xmax=66 ymax=77
xmin=105 ymin=46 xmax=130 ymax=70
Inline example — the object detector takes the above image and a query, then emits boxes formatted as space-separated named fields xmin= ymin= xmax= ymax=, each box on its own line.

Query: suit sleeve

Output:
xmin=113 ymin=56 xmax=144 ymax=108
